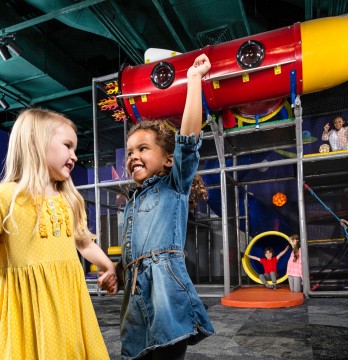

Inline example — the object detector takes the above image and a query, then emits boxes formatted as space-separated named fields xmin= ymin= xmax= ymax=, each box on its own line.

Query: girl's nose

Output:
xmin=71 ymin=150 xmax=77 ymax=162
xmin=130 ymin=152 xmax=139 ymax=160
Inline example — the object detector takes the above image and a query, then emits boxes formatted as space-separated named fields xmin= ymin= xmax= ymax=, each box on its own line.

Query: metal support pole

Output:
xmin=106 ymin=191 xmax=111 ymax=249
xmin=221 ymin=169 xmax=231 ymax=295
xmin=208 ymin=228 xmax=212 ymax=283
xmin=195 ymin=222 xmax=200 ymax=284
xmin=92 ymin=78 xmax=101 ymax=246
xmin=92 ymin=77 xmax=102 ymax=296
xmin=233 ymin=155 xmax=242 ymax=286
xmin=294 ymin=96 xmax=310 ymax=297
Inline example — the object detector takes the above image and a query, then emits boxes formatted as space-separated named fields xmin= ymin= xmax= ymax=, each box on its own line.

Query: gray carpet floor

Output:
xmin=92 ymin=294 xmax=348 ymax=360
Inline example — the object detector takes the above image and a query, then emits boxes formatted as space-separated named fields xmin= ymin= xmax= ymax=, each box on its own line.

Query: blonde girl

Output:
xmin=0 ymin=108 xmax=116 ymax=359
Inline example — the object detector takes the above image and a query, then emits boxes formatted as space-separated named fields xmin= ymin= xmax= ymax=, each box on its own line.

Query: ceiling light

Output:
xmin=0 ymin=43 xmax=11 ymax=61
xmin=0 ymin=33 xmax=22 ymax=61
xmin=6 ymin=40 xmax=22 ymax=56
xmin=0 ymin=94 xmax=10 ymax=110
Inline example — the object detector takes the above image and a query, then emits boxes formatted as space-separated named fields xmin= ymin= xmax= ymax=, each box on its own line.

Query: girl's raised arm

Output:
xmin=180 ymin=54 xmax=211 ymax=140
xmin=245 ymin=254 xmax=261 ymax=262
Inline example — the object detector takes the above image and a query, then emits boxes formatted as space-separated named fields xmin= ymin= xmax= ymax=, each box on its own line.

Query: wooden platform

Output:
xmin=221 ymin=286 xmax=304 ymax=308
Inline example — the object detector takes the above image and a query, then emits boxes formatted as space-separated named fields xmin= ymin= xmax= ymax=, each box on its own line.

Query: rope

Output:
xmin=304 ymin=182 xmax=348 ymax=290
xmin=304 ymin=182 xmax=348 ymax=241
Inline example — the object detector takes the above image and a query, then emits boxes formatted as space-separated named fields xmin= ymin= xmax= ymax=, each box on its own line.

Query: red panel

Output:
xmin=119 ymin=24 xmax=303 ymax=124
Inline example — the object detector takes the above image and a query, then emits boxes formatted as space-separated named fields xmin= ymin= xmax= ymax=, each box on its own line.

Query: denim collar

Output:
xmin=128 ymin=175 xmax=162 ymax=198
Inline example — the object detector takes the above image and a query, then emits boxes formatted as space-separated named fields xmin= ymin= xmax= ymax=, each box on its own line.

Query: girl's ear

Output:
xmin=165 ymin=154 xmax=174 ymax=167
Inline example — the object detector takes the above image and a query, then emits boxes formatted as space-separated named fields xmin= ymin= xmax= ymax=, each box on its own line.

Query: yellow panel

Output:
xmin=90 ymin=264 xmax=98 ymax=272
xmin=108 ymin=245 xmax=122 ymax=255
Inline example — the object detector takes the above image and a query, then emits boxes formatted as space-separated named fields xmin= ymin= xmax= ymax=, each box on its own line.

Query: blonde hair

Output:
xmin=1 ymin=108 xmax=95 ymax=240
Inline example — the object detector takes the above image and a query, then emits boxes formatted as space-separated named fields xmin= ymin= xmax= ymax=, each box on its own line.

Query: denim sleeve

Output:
xmin=175 ymin=131 xmax=203 ymax=151
xmin=168 ymin=131 xmax=203 ymax=194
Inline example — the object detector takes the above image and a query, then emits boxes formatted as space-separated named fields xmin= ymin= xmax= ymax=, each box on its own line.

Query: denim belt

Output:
xmin=124 ymin=249 xmax=183 ymax=295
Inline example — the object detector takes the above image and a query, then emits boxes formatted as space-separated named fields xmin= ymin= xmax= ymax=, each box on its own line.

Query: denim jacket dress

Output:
xmin=120 ymin=132 xmax=215 ymax=360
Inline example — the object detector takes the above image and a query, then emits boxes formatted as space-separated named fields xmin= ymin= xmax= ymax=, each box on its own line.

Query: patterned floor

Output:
xmin=92 ymin=293 xmax=348 ymax=359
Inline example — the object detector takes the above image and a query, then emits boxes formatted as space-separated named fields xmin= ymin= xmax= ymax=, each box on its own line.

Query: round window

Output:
xmin=150 ymin=62 xmax=175 ymax=89
xmin=236 ymin=40 xmax=265 ymax=69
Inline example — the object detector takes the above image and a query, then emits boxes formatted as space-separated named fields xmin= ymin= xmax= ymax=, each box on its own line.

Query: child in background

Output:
xmin=341 ymin=218 xmax=348 ymax=228
xmin=245 ymin=245 xmax=289 ymax=289
xmin=322 ymin=116 xmax=348 ymax=151
xmin=286 ymin=234 xmax=302 ymax=292
xmin=0 ymin=108 xmax=116 ymax=359
xmin=120 ymin=54 xmax=215 ymax=360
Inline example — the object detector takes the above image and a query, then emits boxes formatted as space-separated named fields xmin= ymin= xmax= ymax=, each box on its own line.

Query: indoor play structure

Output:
xmin=78 ymin=15 xmax=348 ymax=305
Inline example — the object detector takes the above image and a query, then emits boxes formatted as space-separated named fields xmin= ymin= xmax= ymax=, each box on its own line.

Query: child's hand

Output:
xmin=323 ymin=123 xmax=330 ymax=132
xmin=187 ymin=53 xmax=211 ymax=80
xmin=98 ymin=270 xmax=118 ymax=295
xmin=340 ymin=219 xmax=348 ymax=227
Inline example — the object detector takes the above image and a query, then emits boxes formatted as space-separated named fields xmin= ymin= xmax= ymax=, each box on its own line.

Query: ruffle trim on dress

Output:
xmin=38 ymin=196 xmax=72 ymax=238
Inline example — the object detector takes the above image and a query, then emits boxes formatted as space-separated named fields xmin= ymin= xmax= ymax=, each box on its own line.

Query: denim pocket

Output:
xmin=138 ymin=188 xmax=159 ymax=212
xmin=164 ymin=260 xmax=188 ymax=291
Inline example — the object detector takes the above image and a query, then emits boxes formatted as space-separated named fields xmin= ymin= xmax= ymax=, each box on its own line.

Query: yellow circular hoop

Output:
xmin=242 ymin=231 xmax=290 ymax=284
xmin=233 ymin=99 xmax=293 ymax=125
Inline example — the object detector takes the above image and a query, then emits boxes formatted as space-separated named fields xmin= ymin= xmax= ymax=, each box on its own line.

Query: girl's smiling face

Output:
xmin=126 ymin=129 xmax=173 ymax=185
xmin=290 ymin=235 xmax=299 ymax=247
xmin=265 ymin=250 xmax=273 ymax=260
xmin=333 ymin=117 xmax=345 ymax=130
xmin=46 ymin=123 xmax=77 ymax=184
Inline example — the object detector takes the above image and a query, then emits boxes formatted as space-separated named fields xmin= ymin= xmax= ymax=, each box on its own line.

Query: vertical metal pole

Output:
xmin=233 ymin=155 xmax=242 ymax=286
xmin=294 ymin=96 xmax=310 ymax=297
xmin=194 ymin=222 xmax=200 ymax=284
xmin=208 ymin=228 xmax=212 ymax=283
xmin=221 ymin=169 xmax=231 ymax=295
xmin=92 ymin=78 xmax=101 ymax=245
xmin=244 ymin=185 xmax=249 ymax=246
xmin=106 ymin=191 xmax=111 ymax=249
xmin=92 ymin=78 xmax=101 ymax=296
xmin=208 ymin=113 xmax=229 ymax=293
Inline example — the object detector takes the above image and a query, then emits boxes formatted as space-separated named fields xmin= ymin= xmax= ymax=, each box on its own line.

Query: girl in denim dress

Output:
xmin=120 ymin=54 xmax=215 ymax=359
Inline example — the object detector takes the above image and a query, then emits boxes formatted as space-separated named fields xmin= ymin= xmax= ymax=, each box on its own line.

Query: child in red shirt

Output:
xmin=246 ymin=246 xmax=289 ymax=289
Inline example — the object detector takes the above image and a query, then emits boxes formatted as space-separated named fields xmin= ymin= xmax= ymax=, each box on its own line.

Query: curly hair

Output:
xmin=128 ymin=120 xmax=208 ymax=207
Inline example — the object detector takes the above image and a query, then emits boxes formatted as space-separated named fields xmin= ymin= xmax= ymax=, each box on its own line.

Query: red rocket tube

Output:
xmin=118 ymin=16 xmax=348 ymax=125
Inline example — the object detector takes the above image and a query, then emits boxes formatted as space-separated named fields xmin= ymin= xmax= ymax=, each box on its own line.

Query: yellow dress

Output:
xmin=0 ymin=183 xmax=110 ymax=360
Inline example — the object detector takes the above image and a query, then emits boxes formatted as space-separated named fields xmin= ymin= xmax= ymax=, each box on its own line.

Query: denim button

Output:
xmin=126 ymin=242 xmax=131 ymax=248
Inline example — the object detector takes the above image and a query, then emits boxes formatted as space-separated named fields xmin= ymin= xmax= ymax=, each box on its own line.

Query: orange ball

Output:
xmin=272 ymin=192 xmax=287 ymax=207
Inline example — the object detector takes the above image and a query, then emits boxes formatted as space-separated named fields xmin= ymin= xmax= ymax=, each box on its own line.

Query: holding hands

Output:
xmin=98 ymin=269 xmax=118 ymax=295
